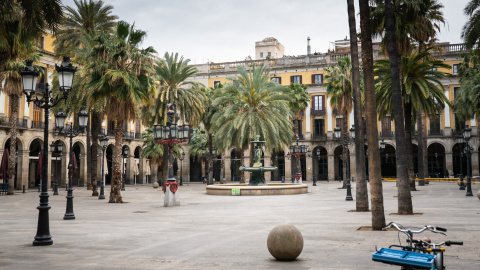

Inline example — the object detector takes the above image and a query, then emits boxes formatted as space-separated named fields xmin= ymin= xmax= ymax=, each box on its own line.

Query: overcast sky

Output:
xmin=62 ymin=0 xmax=471 ymax=64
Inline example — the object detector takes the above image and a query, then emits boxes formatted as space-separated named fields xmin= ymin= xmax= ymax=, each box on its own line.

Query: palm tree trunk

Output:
xmin=7 ymin=95 xmax=19 ymax=195
xmin=347 ymin=0 xmax=368 ymax=211
xmin=385 ymin=0 xmax=413 ymax=215
xmin=417 ymin=110 xmax=426 ymax=186
xmin=359 ymin=0 xmax=385 ymax=229
xmin=91 ymin=111 xmax=100 ymax=196
xmin=109 ymin=119 xmax=124 ymax=203
xmin=404 ymin=103 xmax=416 ymax=191
xmin=240 ymin=149 xmax=245 ymax=184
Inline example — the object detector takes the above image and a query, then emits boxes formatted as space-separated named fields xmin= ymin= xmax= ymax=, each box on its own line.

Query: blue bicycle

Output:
xmin=372 ymin=222 xmax=463 ymax=269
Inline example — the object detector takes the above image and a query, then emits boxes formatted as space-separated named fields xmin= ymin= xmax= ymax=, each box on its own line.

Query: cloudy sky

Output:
xmin=62 ymin=0 xmax=471 ymax=64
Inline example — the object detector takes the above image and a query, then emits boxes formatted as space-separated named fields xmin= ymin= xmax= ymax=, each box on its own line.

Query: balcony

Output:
xmin=134 ymin=132 xmax=141 ymax=139
xmin=311 ymin=133 xmax=327 ymax=141
xmin=31 ymin=120 xmax=45 ymax=129
xmin=379 ymin=131 xmax=394 ymax=138
xmin=310 ymin=109 xmax=326 ymax=116
xmin=107 ymin=129 xmax=115 ymax=137
xmin=0 ymin=116 xmax=28 ymax=129
xmin=428 ymin=130 xmax=443 ymax=137
xmin=123 ymin=131 xmax=134 ymax=140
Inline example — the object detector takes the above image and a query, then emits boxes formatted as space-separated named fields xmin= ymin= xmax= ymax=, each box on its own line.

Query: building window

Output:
xmin=213 ymin=81 xmax=221 ymax=89
xmin=37 ymin=36 xmax=45 ymax=50
xmin=381 ymin=116 xmax=392 ymax=136
xmin=260 ymin=52 xmax=264 ymax=58
xmin=290 ymin=75 xmax=302 ymax=84
xmin=271 ymin=77 xmax=281 ymax=84
xmin=429 ymin=67 xmax=437 ymax=76
xmin=453 ymin=64 xmax=459 ymax=74
xmin=314 ymin=119 xmax=325 ymax=136
xmin=313 ymin=95 xmax=324 ymax=111
xmin=312 ymin=74 xmax=323 ymax=84
xmin=429 ymin=115 xmax=441 ymax=135
xmin=267 ymin=52 xmax=271 ymax=57
xmin=335 ymin=117 xmax=344 ymax=133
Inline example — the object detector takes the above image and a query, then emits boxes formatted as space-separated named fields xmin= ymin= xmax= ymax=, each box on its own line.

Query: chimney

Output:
xmin=307 ymin=36 xmax=311 ymax=55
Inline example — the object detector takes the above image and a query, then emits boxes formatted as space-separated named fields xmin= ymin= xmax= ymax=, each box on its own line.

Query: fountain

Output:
xmin=206 ymin=136 xmax=308 ymax=196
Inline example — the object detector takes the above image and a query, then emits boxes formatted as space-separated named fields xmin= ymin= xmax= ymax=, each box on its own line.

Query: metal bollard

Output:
xmin=22 ymin=185 xmax=25 ymax=194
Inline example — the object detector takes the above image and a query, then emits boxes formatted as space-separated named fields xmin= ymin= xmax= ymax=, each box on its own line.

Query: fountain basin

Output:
xmin=206 ymin=183 xmax=308 ymax=196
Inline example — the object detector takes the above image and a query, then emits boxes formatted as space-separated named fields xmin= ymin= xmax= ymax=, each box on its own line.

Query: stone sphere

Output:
xmin=267 ymin=225 xmax=304 ymax=261
xmin=153 ymin=182 xmax=159 ymax=188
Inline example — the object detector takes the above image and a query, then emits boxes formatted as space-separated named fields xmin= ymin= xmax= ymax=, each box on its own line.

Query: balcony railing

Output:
xmin=428 ymin=130 xmax=443 ymax=136
xmin=311 ymin=133 xmax=327 ymax=140
xmin=123 ymin=131 xmax=134 ymax=139
xmin=134 ymin=132 xmax=141 ymax=139
xmin=107 ymin=129 xmax=115 ymax=137
xmin=31 ymin=121 xmax=45 ymax=129
xmin=379 ymin=131 xmax=394 ymax=137
xmin=310 ymin=109 xmax=326 ymax=116
xmin=0 ymin=116 xmax=28 ymax=128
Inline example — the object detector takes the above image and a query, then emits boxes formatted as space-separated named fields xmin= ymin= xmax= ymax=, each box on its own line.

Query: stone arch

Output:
xmin=312 ymin=146 xmax=328 ymax=181
xmin=51 ymin=139 xmax=67 ymax=189
xmin=381 ymin=143 xmax=396 ymax=178
xmin=105 ymin=144 xmax=114 ymax=185
xmin=3 ymin=137 xmax=25 ymax=189
xmin=28 ymin=138 xmax=43 ymax=188
xmin=452 ymin=142 xmax=470 ymax=177
xmin=427 ymin=143 xmax=446 ymax=178
xmin=271 ymin=149 xmax=285 ymax=181
xmin=334 ymin=145 xmax=344 ymax=180
xmin=134 ymin=146 xmax=142 ymax=184
xmin=71 ymin=141 xmax=85 ymax=186
xmin=189 ymin=152 xmax=203 ymax=182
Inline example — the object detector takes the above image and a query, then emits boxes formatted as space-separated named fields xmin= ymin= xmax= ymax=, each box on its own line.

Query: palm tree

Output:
xmin=455 ymin=50 xmax=480 ymax=121
xmin=347 ymin=0 xmax=368 ymax=212
xmin=2 ymin=49 xmax=41 ymax=195
xmin=287 ymin=83 xmax=310 ymax=138
xmin=462 ymin=0 xmax=480 ymax=50
xmin=53 ymin=0 xmax=117 ymax=57
xmin=211 ymin=65 xmax=293 ymax=183
xmin=0 ymin=0 xmax=63 ymax=89
xmin=141 ymin=52 xmax=206 ymax=190
xmin=87 ymin=21 xmax=156 ymax=203
xmin=53 ymin=0 xmax=117 ymax=195
xmin=384 ymin=0 xmax=412 ymax=215
xmin=325 ymin=57 xmax=353 ymax=188
xmin=359 ymin=0 xmax=386 ymax=230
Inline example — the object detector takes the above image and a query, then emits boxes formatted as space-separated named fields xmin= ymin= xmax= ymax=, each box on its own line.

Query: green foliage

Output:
xmin=141 ymin=52 xmax=206 ymax=128
xmin=325 ymin=57 xmax=354 ymax=116
xmin=462 ymin=0 xmax=480 ymax=49
xmin=211 ymin=64 xmax=293 ymax=153
xmin=141 ymin=128 xmax=182 ymax=165
xmin=188 ymin=123 xmax=209 ymax=158
xmin=374 ymin=48 xmax=450 ymax=119
xmin=288 ymin=83 xmax=310 ymax=120
xmin=455 ymin=49 xmax=480 ymax=120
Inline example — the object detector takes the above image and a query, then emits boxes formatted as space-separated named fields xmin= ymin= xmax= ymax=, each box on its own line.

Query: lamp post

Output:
xmin=49 ymin=142 xmax=62 ymax=195
xmin=152 ymin=104 xmax=190 ymax=192
xmin=99 ymin=136 xmax=108 ymax=200
xmin=19 ymin=57 xmax=76 ymax=246
xmin=313 ymin=148 xmax=321 ymax=186
xmin=463 ymin=125 xmax=473 ymax=196
xmin=179 ymin=151 xmax=185 ymax=186
xmin=457 ymin=134 xmax=465 ymax=190
xmin=121 ymin=147 xmax=129 ymax=191
xmin=55 ymin=106 xmax=88 ymax=220
xmin=202 ymin=145 xmax=216 ymax=185
xmin=288 ymin=137 xmax=308 ymax=184
xmin=334 ymin=125 xmax=354 ymax=201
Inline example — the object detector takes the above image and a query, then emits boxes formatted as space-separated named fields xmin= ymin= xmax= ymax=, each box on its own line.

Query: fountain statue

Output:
xmin=239 ymin=135 xmax=278 ymax=186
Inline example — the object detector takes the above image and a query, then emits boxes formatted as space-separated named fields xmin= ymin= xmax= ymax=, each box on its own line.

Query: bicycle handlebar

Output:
xmin=445 ymin=241 xmax=463 ymax=246
xmin=383 ymin=222 xmax=447 ymax=235
xmin=436 ymin=227 xmax=447 ymax=232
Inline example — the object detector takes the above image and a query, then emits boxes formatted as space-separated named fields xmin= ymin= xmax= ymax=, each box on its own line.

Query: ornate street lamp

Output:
xmin=99 ymin=136 xmax=109 ymax=199
xmin=19 ymin=57 xmax=76 ymax=246
xmin=49 ymin=141 xmax=63 ymax=195
xmin=289 ymin=137 xmax=308 ymax=184
xmin=55 ymin=106 xmax=88 ymax=220
xmin=335 ymin=125 xmax=353 ymax=201
xmin=202 ymin=145 xmax=216 ymax=185
xmin=152 ymin=104 xmax=190 ymax=202
xmin=456 ymin=134 xmax=465 ymax=190
xmin=463 ymin=125 xmax=473 ymax=196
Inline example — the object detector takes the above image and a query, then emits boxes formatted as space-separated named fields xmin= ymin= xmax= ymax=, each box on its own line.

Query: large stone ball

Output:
xmin=267 ymin=225 xmax=304 ymax=261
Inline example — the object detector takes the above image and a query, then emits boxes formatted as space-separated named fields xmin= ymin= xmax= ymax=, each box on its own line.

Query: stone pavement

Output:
xmin=0 ymin=181 xmax=479 ymax=270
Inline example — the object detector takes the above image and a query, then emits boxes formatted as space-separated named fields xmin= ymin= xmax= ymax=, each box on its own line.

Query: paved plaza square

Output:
xmin=1 ymin=181 xmax=479 ymax=269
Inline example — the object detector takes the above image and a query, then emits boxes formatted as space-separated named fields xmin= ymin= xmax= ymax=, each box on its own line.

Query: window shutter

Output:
xmin=299 ymin=76 xmax=302 ymax=84
xmin=278 ymin=77 xmax=281 ymax=84
xmin=290 ymin=76 xmax=294 ymax=83
xmin=320 ymin=74 xmax=323 ymax=84
xmin=311 ymin=96 xmax=315 ymax=109
xmin=311 ymin=74 xmax=315 ymax=84
xmin=322 ymin=95 xmax=325 ymax=110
